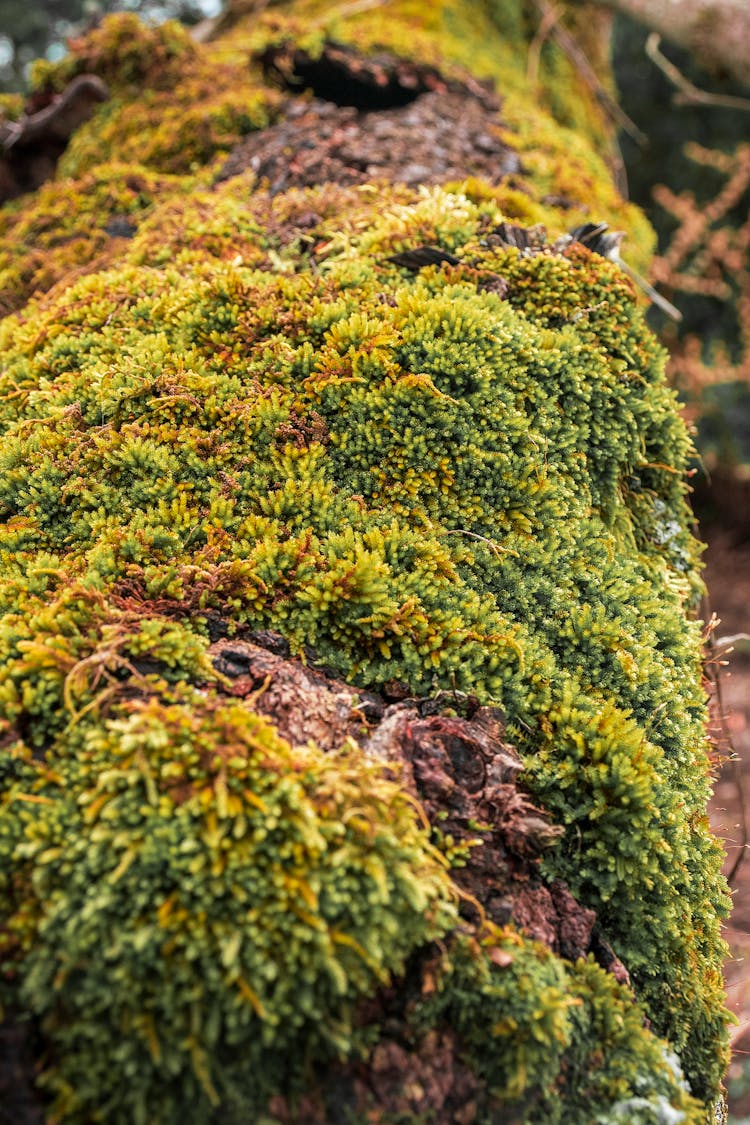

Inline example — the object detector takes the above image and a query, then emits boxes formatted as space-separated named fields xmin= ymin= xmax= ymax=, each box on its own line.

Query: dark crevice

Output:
xmin=0 ymin=1010 xmax=46 ymax=1125
xmin=219 ymin=52 xmax=512 ymax=192
xmin=257 ymin=41 xmax=446 ymax=110
xmin=283 ymin=54 xmax=424 ymax=109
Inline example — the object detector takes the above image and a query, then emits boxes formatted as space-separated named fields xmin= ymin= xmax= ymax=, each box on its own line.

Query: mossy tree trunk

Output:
xmin=0 ymin=2 xmax=732 ymax=1123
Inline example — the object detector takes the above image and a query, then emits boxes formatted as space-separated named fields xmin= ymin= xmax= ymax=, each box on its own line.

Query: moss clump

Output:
xmin=0 ymin=164 xmax=188 ymax=316
xmin=0 ymin=179 xmax=729 ymax=1118
xmin=29 ymin=14 xmax=279 ymax=180
xmin=0 ymin=1 xmax=731 ymax=1121
xmin=417 ymin=938 xmax=703 ymax=1123
xmin=29 ymin=13 xmax=198 ymax=92
xmin=227 ymin=0 xmax=654 ymax=272
xmin=0 ymin=693 xmax=704 ymax=1124
xmin=0 ymin=690 xmax=456 ymax=1123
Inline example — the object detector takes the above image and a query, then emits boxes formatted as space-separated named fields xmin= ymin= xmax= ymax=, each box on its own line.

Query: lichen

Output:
xmin=0 ymin=2 xmax=731 ymax=1122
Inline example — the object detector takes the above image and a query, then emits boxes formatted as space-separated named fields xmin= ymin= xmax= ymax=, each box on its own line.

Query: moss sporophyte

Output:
xmin=0 ymin=3 xmax=731 ymax=1123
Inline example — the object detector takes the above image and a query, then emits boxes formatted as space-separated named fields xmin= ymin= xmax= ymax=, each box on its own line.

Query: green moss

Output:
xmin=231 ymin=0 xmax=653 ymax=268
xmin=0 ymin=164 xmax=188 ymax=315
xmin=0 ymin=691 xmax=456 ymax=1122
xmin=2 ymin=1 xmax=655 ymax=317
xmin=0 ymin=180 xmax=730 ymax=1117
xmin=415 ymin=938 xmax=704 ymax=1124
xmin=0 ymin=93 xmax=23 ymax=119
xmin=29 ymin=14 xmax=279 ymax=180
xmin=0 ymin=1 xmax=731 ymax=1121
xmin=29 ymin=14 xmax=197 ymax=92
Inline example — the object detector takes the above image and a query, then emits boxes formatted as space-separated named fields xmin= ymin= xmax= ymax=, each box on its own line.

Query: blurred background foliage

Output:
xmin=613 ymin=13 xmax=750 ymax=494
xmin=0 ymin=0 xmax=218 ymax=91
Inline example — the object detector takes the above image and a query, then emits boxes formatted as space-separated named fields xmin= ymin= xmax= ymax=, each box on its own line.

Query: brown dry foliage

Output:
xmin=652 ymin=142 xmax=750 ymax=399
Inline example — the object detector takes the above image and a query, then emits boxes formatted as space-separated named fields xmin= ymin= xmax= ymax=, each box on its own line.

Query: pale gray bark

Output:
xmin=597 ymin=0 xmax=750 ymax=85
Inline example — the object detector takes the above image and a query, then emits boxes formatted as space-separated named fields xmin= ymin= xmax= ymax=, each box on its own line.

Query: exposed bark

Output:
xmin=0 ymin=75 xmax=108 ymax=203
xmin=209 ymin=634 xmax=626 ymax=976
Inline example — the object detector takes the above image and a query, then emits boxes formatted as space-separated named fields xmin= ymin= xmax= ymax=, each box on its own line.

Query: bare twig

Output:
xmin=0 ymin=75 xmax=108 ymax=150
xmin=619 ymin=260 xmax=682 ymax=322
xmin=442 ymin=529 xmax=519 ymax=559
xmin=716 ymin=633 xmax=750 ymax=652
xmin=731 ymin=1018 xmax=750 ymax=1048
xmin=594 ymin=0 xmax=750 ymax=89
xmin=326 ymin=0 xmax=391 ymax=17
xmin=645 ymin=34 xmax=750 ymax=113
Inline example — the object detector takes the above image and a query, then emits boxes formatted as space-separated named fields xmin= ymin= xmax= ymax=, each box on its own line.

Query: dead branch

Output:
xmin=0 ymin=75 xmax=108 ymax=151
xmin=703 ymin=599 xmax=748 ymax=888
xmin=0 ymin=75 xmax=108 ymax=203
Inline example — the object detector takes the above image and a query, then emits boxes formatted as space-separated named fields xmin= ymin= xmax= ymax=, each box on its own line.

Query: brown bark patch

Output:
xmin=216 ymin=87 xmax=519 ymax=191
xmin=210 ymin=637 xmax=380 ymax=751
xmin=210 ymin=636 xmax=622 ymax=975
xmin=268 ymin=1028 xmax=482 ymax=1125
xmin=0 ymin=76 xmax=108 ymax=202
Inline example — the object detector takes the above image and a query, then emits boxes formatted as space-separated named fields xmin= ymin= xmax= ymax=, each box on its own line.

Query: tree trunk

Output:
xmin=0 ymin=3 xmax=731 ymax=1123
xmin=596 ymin=0 xmax=750 ymax=84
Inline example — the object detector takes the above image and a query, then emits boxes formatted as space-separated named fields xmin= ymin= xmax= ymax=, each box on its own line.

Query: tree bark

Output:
xmin=0 ymin=5 xmax=732 ymax=1122
xmin=596 ymin=0 xmax=750 ymax=85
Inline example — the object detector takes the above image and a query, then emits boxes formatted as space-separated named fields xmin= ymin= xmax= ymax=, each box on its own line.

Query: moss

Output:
xmin=0 ymin=164 xmax=188 ymax=315
xmin=0 ymin=93 xmax=23 ymax=119
xmin=416 ymin=939 xmax=704 ymax=1124
xmin=1 ymin=1 xmax=654 ymax=319
xmin=0 ymin=1 xmax=731 ymax=1121
xmin=229 ymin=0 xmax=653 ymax=269
xmin=29 ymin=14 xmax=280 ymax=181
xmin=0 ymin=691 xmax=457 ymax=1123
xmin=29 ymin=14 xmax=198 ymax=92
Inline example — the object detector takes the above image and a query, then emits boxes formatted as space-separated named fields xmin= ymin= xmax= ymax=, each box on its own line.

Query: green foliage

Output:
xmin=0 ymin=2 xmax=731 ymax=1122
xmin=0 ymin=163 xmax=187 ymax=316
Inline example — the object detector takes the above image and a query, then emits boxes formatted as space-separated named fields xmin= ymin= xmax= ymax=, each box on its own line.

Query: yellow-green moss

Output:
xmin=225 ymin=0 xmax=653 ymax=269
xmin=29 ymin=14 xmax=280 ymax=181
xmin=0 ymin=164 xmax=189 ymax=316
xmin=0 ymin=689 xmax=457 ymax=1122
xmin=0 ymin=93 xmax=23 ymax=120
xmin=0 ymin=3 xmax=730 ymax=1122
xmin=2 ymin=1 xmax=657 ymax=319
